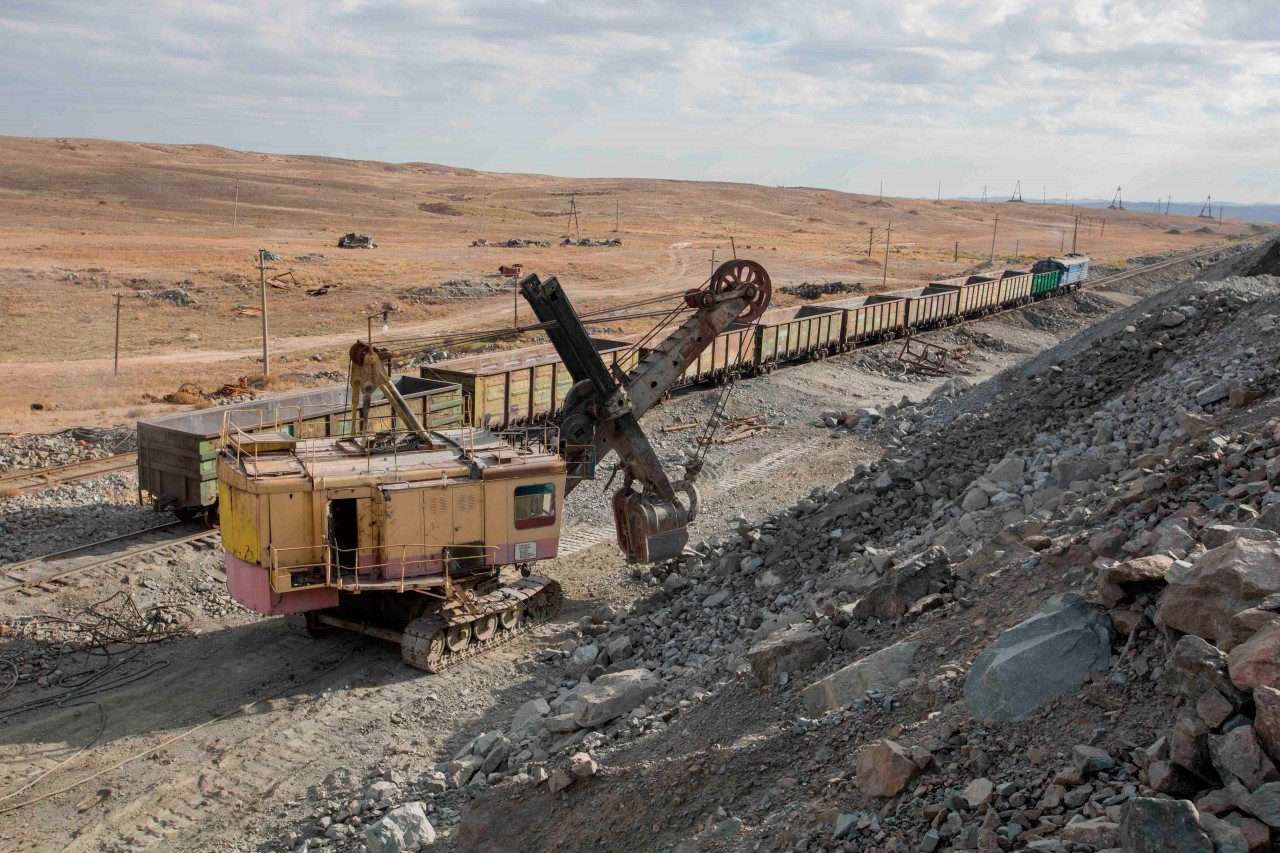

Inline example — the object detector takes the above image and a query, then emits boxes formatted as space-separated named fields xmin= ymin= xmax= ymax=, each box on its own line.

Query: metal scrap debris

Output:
xmin=661 ymin=421 xmax=699 ymax=433
xmin=896 ymin=339 xmax=971 ymax=376
xmin=695 ymin=415 xmax=776 ymax=445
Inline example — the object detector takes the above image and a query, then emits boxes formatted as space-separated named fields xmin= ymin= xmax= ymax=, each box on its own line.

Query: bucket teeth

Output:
xmin=400 ymin=576 xmax=563 ymax=673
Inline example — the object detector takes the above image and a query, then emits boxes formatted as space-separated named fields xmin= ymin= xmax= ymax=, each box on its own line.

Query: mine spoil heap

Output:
xmin=285 ymin=242 xmax=1280 ymax=853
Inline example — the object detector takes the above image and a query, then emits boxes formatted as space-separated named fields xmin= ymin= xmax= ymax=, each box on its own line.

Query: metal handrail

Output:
xmin=269 ymin=541 xmax=499 ymax=594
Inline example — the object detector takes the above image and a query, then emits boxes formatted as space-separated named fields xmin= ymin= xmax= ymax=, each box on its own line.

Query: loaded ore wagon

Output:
xmin=825 ymin=293 xmax=909 ymax=347
xmin=420 ymin=338 xmax=638 ymax=429
xmin=138 ymin=377 xmax=463 ymax=522
xmin=1031 ymin=268 xmax=1062 ymax=298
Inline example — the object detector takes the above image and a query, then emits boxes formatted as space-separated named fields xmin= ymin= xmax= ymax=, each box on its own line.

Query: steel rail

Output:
xmin=0 ymin=521 xmax=213 ymax=596
xmin=0 ymin=452 xmax=137 ymax=494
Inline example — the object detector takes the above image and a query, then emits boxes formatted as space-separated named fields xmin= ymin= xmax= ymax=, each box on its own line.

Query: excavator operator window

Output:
xmin=514 ymin=483 xmax=556 ymax=530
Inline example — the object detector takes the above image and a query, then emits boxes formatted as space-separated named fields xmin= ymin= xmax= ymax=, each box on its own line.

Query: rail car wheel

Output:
xmin=446 ymin=622 xmax=471 ymax=652
xmin=473 ymin=614 xmax=498 ymax=642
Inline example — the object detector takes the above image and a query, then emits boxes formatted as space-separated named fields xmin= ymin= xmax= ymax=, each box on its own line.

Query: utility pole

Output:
xmin=256 ymin=249 xmax=271 ymax=377
xmin=567 ymin=195 xmax=580 ymax=237
xmin=614 ymin=198 xmax=620 ymax=232
xmin=113 ymin=293 xmax=122 ymax=376
xmin=1100 ymin=219 xmax=1106 ymax=237
xmin=937 ymin=180 xmax=941 ymax=203
xmin=1060 ymin=231 xmax=1066 ymax=252
xmin=989 ymin=213 xmax=999 ymax=263
xmin=730 ymin=236 xmax=737 ymax=259
xmin=1072 ymin=213 xmax=1080 ymax=253
xmin=879 ymin=180 xmax=883 ymax=203
xmin=1014 ymin=239 xmax=1020 ymax=261
xmin=954 ymin=241 xmax=958 ymax=262
xmin=981 ymin=186 xmax=987 ymax=203
xmin=233 ymin=179 xmax=241 ymax=227
xmin=1219 ymin=206 xmax=1224 ymax=226
xmin=882 ymin=222 xmax=891 ymax=287
xmin=710 ymin=247 xmax=717 ymax=278
xmin=513 ymin=278 xmax=519 ymax=330
xmin=867 ymin=227 xmax=875 ymax=257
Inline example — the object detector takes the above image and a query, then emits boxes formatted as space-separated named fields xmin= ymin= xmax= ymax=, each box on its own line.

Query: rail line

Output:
xmin=0 ymin=521 xmax=214 ymax=596
xmin=0 ymin=452 xmax=137 ymax=494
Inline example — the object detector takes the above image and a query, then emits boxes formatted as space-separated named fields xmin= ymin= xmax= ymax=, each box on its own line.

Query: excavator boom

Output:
xmin=520 ymin=259 xmax=771 ymax=562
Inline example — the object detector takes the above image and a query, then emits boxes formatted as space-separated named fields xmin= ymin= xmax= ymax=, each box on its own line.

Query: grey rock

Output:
xmin=964 ymin=593 xmax=1112 ymax=722
xmin=1119 ymin=798 xmax=1212 ymax=853
xmin=364 ymin=802 xmax=437 ymax=853
xmin=746 ymin=624 xmax=830 ymax=686
xmin=802 ymin=640 xmax=920 ymax=716
xmin=572 ymin=669 xmax=662 ymax=728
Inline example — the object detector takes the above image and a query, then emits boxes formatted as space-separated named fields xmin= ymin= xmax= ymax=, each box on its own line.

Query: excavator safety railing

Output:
xmin=269 ymin=542 xmax=499 ymax=595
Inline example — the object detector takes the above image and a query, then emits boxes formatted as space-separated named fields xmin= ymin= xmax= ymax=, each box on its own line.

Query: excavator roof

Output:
xmin=220 ymin=427 xmax=565 ymax=493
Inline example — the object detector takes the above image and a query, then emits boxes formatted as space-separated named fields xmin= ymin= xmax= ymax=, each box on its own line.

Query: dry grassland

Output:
xmin=0 ymin=135 xmax=1257 ymax=431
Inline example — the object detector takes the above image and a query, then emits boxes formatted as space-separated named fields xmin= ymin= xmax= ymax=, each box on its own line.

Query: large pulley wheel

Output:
xmin=710 ymin=259 xmax=771 ymax=324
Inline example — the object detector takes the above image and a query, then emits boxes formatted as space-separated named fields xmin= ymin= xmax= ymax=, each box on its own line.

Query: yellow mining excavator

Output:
xmin=216 ymin=260 xmax=770 ymax=671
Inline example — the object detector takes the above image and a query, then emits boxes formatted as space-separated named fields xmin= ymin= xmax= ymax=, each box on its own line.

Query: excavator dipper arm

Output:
xmin=519 ymin=259 xmax=770 ymax=563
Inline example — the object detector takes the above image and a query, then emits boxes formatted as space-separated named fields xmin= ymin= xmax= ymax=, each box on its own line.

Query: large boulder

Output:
xmin=746 ymin=624 xmax=830 ymax=686
xmin=1158 ymin=539 xmax=1280 ymax=651
xmin=964 ymin=594 xmax=1112 ymax=722
xmin=1228 ymin=624 xmax=1280 ymax=692
xmin=1051 ymin=454 xmax=1110 ymax=488
xmin=1098 ymin=555 xmax=1173 ymax=607
xmin=850 ymin=546 xmax=951 ymax=621
xmin=1254 ymin=686 xmax=1280 ymax=766
xmin=1210 ymin=726 xmax=1279 ymax=790
xmin=364 ymin=802 xmax=437 ymax=853
xmin=571 ymin=669 xmax=662 ymax=729
xmin=1119 ymin=798 xmax=1213 ymax=853
xmin=854 ymin=739 xmax=921 ymax=798
xmin=1163 ymin=635 xmax=1247 ymax=708
xmin=802 ymin=640 xmax=920 ymax=716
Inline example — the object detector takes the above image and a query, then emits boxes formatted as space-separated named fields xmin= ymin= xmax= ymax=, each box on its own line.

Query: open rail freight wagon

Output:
xmin=420 ymin=337 xmax=639 ymax=429
xmin=730 ymin=304 xmax=844 ymax=373
xmin=824 ymin=292 xmax=910 ymax=347
xmin=137 ymin=377 xmax=463 ymax=521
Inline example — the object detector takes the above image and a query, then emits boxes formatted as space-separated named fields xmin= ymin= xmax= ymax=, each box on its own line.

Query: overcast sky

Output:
xmin=2 ymin=1 xmax=1277 ymax=201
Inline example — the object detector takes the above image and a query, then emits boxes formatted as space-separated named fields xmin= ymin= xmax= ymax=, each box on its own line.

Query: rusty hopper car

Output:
xmin=997 ymin=270 xmax=1035 ymax=308
xmin=733 ymin=304 xmax=842 ymax=372
xmin=218 ymin=425 xmax=567 ymax=670
xmin=888 ymin=286 xmax=961 ymax=331
xmin=420 ymin=337 xmax=638 ymax=429
xmin=138 ymin=377 xmax=463 ymax=520
xmin=931 ymin=274 xmax=1002 ymax=318
xmin=824 ymin=293 xmax=909 ymax=347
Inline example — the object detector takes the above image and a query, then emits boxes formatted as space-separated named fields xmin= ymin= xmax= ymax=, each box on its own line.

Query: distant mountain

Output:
xmin=947 ymin=197 xmax=1280 ymax=224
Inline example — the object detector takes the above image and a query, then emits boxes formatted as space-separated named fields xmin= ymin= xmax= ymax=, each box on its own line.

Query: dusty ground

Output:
xmin=0 ymin=249 xmax=1225 ymax=852
xmin=0 ymin=135 xmax=1258 ymax=433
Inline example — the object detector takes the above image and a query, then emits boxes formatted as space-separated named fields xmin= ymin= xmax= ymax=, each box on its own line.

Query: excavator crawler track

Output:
xmin=400 ymin=576 xmax=563 ymax=673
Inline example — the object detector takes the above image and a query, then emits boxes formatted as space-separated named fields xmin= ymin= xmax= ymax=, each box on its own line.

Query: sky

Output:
xmin=1 ymin=1 xmax=1278 ymax=202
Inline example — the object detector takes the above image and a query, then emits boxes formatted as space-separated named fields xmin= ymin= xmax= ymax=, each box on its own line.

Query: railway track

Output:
xmin=0 ymin=452 xmax=137 ymax=494
xmin=0 ymin=520 xmax=215 ymax=596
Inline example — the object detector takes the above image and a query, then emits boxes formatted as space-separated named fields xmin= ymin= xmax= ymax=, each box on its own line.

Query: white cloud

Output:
xmin=0 ymin=0 xmax=1276 ymax=199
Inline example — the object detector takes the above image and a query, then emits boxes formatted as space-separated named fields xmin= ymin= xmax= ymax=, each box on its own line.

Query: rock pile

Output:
xmin=287 ymin=250 xmax=1280 ymax=852
xmin=337 ymin=233 xmax=377 ymax=249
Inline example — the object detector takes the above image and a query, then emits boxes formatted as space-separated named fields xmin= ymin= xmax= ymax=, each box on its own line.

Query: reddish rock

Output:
xmin=1195 ymin=787 xmax=1235 ymax=816
xmin=855 ymin=739 xmax=922 ymax=798
xmin=1197 ymin=688 xmax=1236 ymax=729
xmin=1229 ymin=624 xmax=1280 ymax=691
xmin=1181 ymin=410 xmax=1217 ymax=438
xmin=1110 ymin=608 xmax=1145 ymax=636
xmin=746 ymin=624 xmax=830 ymax=686
xmin=1089 ymin=528 xmax=1129 ymax=558
xmin=1254 ymin=686 xmax=1280 ymax=766
xmin=1158 ymin=538 xmax=1280 ymax=650
xmin=1163 ymin=635 xmax=1246 ymax=708
xmin=1230 ymin=380 xmax=1266 ymax=407
xmin=1171 ymin=705 xmax=1218 ymax=782
xmin=1210 ymin=726 xmax=1280 ymax=791
xmin=1223 ymin=813 xmax=1272 ymax=853
xmin=1148 ymin=760 xmax=1199 ymax=796
xmin=1099 ymin=555 xmax=1173 ymax=606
